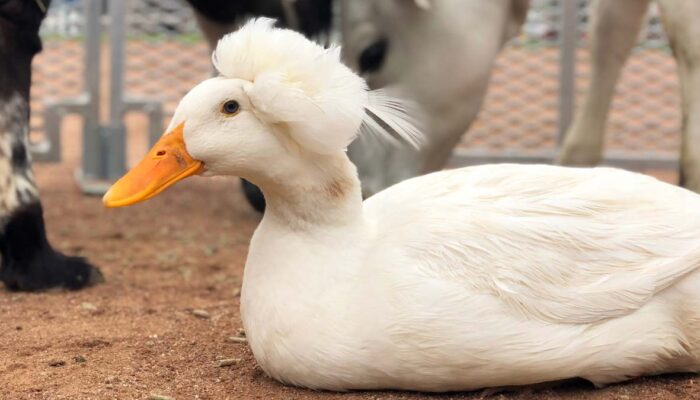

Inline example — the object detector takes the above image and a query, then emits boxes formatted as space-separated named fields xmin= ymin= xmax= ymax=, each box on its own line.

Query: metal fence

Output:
xmin=31 ymin=0 xmax=209 ymax=193
xmin=29 ymin=0 xmax=681 ymax=193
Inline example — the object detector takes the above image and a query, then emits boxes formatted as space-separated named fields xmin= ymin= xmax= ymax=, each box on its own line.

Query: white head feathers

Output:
xmin=212 ymin=18 xmax=421 ymax=155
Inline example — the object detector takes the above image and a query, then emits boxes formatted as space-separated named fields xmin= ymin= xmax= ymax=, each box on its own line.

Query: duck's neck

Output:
xmin=252 ymin=153 xmax=364 ymax=230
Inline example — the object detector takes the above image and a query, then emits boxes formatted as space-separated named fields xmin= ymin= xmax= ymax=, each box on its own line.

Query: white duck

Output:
xmin=103 ymin=18 xmax=700 ymax=392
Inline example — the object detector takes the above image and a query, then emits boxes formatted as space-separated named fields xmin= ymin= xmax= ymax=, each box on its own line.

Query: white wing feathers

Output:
xmin=366 ymin=164 xmax=700 ymax=325
xmin=492 ymin=248 xmax=700 ymax=324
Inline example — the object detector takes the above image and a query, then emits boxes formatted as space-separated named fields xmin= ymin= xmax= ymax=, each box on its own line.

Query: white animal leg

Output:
xmin=558 ymin=0 xmax=651 ymax=165
xmin=657 ymin=0 xmax=700 ymax=191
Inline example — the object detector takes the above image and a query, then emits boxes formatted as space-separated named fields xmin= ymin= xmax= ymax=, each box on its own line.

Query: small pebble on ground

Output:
xmin=191 ymin=309 xmax=210 ymax=319
xmin=216 ymin=358 xmax=240 ymax=367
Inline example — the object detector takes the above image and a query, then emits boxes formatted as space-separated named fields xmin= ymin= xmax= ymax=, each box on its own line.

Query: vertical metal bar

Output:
xmin=81 ymin=0 xmax=102 ymax=179
xmin=557 ymin=0 xmax=579 ymax=144
xmin=106 ymin=0 xmax=126 ymax=178
xmin=147 ymin=104 xmax=163 ymax=146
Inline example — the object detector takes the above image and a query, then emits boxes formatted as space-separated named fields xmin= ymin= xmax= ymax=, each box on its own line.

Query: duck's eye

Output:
xmin=221 ymin=100 xmax=240 ymax=115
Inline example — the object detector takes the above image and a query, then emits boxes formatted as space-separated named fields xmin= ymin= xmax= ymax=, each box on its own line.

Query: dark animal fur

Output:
xmin=0 ymin=0 xmax=102 ymax=291
xmin=185 ymin=0 xmax=332 ymax=37
xmin=0 ymin=202 xmax=102 ymax=291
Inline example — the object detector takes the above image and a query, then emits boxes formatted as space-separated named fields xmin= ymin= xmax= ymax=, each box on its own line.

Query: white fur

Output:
xmin=212 ymin=18 xmax=420 ymax=154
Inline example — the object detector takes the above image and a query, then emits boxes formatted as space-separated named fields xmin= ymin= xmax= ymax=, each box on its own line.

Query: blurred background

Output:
xmin=29 ymin=0 xmax=679 ymax=191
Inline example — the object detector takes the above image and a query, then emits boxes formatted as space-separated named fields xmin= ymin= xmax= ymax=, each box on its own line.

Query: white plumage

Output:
xmin=212 ymin=18 xmax=421 ymax=154
xmin=109 ymin=19 xmax=700 ymax=392
xmin=242 ymin=164 xmax=700 ymax=391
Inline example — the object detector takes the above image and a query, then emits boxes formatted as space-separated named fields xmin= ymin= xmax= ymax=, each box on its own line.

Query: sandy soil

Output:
xmin=0 ymin=160 xmax=697 ymax=400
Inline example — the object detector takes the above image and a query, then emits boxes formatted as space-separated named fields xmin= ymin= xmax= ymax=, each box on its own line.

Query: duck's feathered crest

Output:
xmin=212 ymin=18 xmax=422 ymax=154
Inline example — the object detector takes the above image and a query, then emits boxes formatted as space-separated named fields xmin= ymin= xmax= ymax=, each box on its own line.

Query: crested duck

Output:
xmin=103 ymin=18 xmax=700 ymax=392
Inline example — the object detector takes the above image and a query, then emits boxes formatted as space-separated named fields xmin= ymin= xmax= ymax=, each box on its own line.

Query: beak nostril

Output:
xmin=156 ymin=150 xmax=166 ymax=156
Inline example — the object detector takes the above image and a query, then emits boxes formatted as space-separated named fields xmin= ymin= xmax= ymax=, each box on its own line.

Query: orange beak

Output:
xmin=102 ymin=122 xmax=204 ymax=207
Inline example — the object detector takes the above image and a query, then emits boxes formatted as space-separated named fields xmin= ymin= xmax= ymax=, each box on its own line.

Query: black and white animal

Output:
xmin=0 ymin=0 xmax=101 ymax=291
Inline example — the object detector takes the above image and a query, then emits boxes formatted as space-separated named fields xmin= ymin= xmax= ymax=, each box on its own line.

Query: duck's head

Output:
xmin=103 ymin=18 xmax=420 ymax=208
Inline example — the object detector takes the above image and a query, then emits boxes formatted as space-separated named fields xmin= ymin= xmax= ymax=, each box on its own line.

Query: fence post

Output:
xmin=38 ymin=0 xmax=164 ymax=194
xmin=557 ymin=0 xmax=579 ymax=144
xmin=81 ymin=0 xmax=103 ymax=180
xmin=105 ymin=0 xmax=126 ymax=179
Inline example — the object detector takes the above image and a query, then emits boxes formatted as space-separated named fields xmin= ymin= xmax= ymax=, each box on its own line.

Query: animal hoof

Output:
xmin=0 ymin=249 xmax=103 ymax=292
xmin=0 ymin=202 xmax=103 ymax=291
xmin=86 ymin=262 xmax=106 ymax=285
xmin=63 ymin=256 xmax=104 ymax=289
xmin=241 ymin=178 xmax=265 ymax=213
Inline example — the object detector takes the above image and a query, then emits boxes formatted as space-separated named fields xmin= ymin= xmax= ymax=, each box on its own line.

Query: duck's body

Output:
xmin=104 ymin=19 xmax=700 ymax=392
xmin=243 ymin=163 xmax=700 ymax=391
